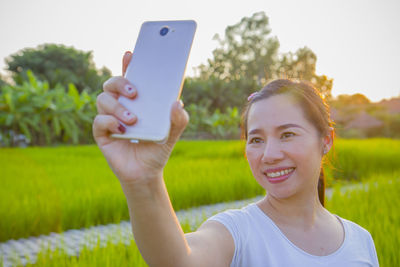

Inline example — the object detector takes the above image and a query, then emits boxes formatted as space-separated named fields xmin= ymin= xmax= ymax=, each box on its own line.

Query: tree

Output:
xmin=5 ymin=44 xmax=111 ymax=93
xmin=0 ymin=73 xmax=7 ymax=90
xmin=185 ymin=11 xmax=333 ymax=113
xmin=333 ymin=93 xmax=371 ymax=108
xmin=278 ymin=47 xmax=333 ymax=99
xmin=202 ymin=12 xmax=280 ymax=84
xmin=196 ymin=11 xmax=280 ymax=98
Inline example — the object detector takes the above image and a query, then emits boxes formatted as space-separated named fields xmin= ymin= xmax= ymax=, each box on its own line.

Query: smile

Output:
xmin=264 ymin=167 xmax=295 ymax=184
xmin=265 ymin=167 xmax=295 ymax=178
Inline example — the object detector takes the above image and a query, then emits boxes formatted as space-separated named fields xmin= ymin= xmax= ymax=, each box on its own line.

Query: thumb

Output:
xmin=122 ymin=51 xmax=132 ymax=76
xmin=166 ymin=100 xmax=189 ymax=146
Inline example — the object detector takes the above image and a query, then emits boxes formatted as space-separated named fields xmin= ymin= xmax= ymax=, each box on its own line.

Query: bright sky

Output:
xmin=1 ymin=0 xmax=399 ymax=102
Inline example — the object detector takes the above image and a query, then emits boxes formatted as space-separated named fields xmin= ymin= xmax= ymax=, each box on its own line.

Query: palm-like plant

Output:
xmin=0 ymin=70 xmax=96 ymax=146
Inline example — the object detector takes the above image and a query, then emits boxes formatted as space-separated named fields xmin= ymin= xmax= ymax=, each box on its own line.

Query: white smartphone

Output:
xmin=111 ymin=20 xmax=197 ymax=143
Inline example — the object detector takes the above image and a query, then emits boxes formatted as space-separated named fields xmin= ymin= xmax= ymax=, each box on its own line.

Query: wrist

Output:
xmin=115 ymin=167 xmax=163 ymax=187
xmin=119 ymin=173 xmax=165 ymax=200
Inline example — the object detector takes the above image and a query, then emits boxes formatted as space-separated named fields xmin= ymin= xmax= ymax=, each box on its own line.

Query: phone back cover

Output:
xmin=118 ymin=20 xmax=196 ymax=142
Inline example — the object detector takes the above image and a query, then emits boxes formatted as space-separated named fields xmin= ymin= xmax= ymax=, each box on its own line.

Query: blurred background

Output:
xmin=1 ymin=0 xmax=399 ymax=145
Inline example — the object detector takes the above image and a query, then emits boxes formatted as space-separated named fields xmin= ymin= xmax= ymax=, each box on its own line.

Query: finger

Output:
xmin=103 ymin=76 xmax=137 ymax=99
xmin=166 ymin=100 xmax=189 ymax=146
xmin=122 ymin=51 xmax=132 ymax=76
xmin=96 ymin=92 xmax=137 ymax=125
xmin=93 ymin=114 xmax=126 ymax=142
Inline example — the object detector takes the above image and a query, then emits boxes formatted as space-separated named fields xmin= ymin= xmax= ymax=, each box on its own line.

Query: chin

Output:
xmin=266 ymin=189 xmax=294 ymax=200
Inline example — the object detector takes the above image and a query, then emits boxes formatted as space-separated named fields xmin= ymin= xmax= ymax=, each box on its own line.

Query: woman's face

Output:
xmin=245 ymin=94 xmax=328 ymax=200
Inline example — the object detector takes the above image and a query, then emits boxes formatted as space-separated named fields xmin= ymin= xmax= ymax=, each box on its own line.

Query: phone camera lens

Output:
xmin=160 ymin=27 xmax=169 ymax=36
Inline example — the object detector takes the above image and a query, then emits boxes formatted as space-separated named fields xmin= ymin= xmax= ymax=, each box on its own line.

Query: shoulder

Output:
xmin=182 ymin=205 xmax=251 ymax=266
xmin=207 ymin=203 xmax=258 ymax=231
xmin=337 ymin=216 xmax=378 ymax=254
xmin=208 ymin=203 xmax=258 ymax=220
xmin=338 ymin=216 xmax=374 ymax=240
xmin=205 ymin=203 xmax=262 ymax=249
xmin=200 ymin=204 xmax=261 ymax=266
xmin=336 ymin=216 xmax=379 ymax=265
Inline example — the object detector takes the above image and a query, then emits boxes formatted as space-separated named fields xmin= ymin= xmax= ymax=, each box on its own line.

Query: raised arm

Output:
xmin=92 ymin=52 xmax=234 ymax=267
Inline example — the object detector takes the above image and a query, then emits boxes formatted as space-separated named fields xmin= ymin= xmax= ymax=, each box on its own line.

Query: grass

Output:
xmin=328 ymin=138 xmax=400 ymax=182
xmin=327 ymin=174 xmax=400 ymax=267
xmin=3 ymin=173 xmax=398 ymax=267
xmin=0 ymin=145 xmax=128 ymax=241
xmin=1 ymin=139 xmax=399 ymax=242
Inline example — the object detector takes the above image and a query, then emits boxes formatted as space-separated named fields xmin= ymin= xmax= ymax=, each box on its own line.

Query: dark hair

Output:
xmin=241 ymin=79 xmax=334 ymax=206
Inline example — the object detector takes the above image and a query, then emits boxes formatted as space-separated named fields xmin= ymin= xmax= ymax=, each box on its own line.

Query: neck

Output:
xmin=258 ymin=189 xmax=326 ymax=229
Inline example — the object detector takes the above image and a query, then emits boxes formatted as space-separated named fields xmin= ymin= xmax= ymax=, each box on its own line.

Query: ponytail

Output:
xmin=318 ymin=168 xmax=325 ymax=207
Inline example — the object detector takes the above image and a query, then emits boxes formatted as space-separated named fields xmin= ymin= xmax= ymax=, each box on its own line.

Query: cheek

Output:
xmin=245 ymin=147 xmax=261 ymax=168
xmin=285 ymin=137 xmax=320 ymax=156
xmin=288 ymin=140 xmax=323 ymax=174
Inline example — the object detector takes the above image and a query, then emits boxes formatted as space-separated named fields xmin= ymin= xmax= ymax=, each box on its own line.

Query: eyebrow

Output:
xmin=277 ymin=123 xmax=307 ymax=132
xmin=248 ymin=124 xmax=307 ymax=135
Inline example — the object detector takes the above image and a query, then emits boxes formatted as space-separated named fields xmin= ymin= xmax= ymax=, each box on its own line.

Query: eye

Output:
xmin=281 ymin=132 xmax=295 ymax=139
xmin=249 ymin=137 xmax=263 ymax=144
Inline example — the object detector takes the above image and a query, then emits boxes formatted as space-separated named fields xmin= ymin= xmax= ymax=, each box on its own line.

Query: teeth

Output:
xmin=266 ymin=168 xmax=294 ymax=178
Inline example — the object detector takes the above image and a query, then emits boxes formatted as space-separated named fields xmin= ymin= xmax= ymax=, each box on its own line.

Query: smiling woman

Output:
xmin=206 ymin=80 xmax=379 ymax=266
xmin=93 ymin=52 xmax=379 ymax=266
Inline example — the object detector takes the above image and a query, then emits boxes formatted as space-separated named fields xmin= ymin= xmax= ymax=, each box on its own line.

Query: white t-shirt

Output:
xmin=208 ymin=203 xmax=379 ymax=267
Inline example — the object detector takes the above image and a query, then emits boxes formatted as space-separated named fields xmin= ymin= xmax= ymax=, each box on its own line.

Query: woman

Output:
xmin=93 ymin=52 xmax=379 ymax=266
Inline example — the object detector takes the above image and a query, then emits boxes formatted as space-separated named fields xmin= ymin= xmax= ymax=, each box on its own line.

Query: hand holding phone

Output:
xmin=93 ymin=54 xmax=189 ymax=185
xmin=93 ymin=24 xmax=197 ymax=265
xmin=111 ymin=20 xmax=197 ymax=143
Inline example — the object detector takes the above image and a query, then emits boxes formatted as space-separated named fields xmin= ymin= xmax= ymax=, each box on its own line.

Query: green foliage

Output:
xmin=0 ymin=70 xmax=96 ymax=146
xmin=6 ymin=43 xmax=111 ymax=93
xmin=184 ymin=103 xmax=240 ymax=139
xmin=0 ymin=73 xmax=7 ymax=89
xmin=182 ymin=76 xmax=254 ymax=114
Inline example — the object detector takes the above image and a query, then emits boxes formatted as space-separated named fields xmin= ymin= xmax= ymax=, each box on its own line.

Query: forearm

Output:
xmin=120 ymin=176 xmax=190 ymax=267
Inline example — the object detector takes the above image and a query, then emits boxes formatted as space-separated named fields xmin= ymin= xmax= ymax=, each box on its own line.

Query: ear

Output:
xmin=322 ymin=127 xmax=334 ymax=154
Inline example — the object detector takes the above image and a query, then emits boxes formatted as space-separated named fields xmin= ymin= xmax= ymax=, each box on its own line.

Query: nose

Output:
xmin=261 ymin=138 xmax=284 ymax=164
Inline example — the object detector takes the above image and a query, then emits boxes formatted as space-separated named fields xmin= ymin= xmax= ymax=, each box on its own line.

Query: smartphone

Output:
xmin=111 ymin=20 xmax=197 ymax=143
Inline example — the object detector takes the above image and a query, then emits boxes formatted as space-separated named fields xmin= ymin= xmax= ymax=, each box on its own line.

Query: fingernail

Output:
xmin=123 ymin=111 xmax=135 ymax=120
xmin=118 ymin=124 xmax=126 ymax=133
xmin=179 ymin=100 xmax=184 ymax=108
xmin=125 ymin=84 xmax=136 ymax=95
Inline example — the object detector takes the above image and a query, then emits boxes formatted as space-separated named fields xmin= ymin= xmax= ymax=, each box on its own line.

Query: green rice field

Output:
xmin=1 ymin=139 xmax=399 ymax=266
xmin=4 ymin=173 xmax=399 ymax=267
xmin=1 ymin=139 xmax=399 ymax=242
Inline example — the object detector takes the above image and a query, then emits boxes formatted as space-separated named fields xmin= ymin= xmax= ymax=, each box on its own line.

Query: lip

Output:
xmin=263 ymin=167 xmax=295 ymax=184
